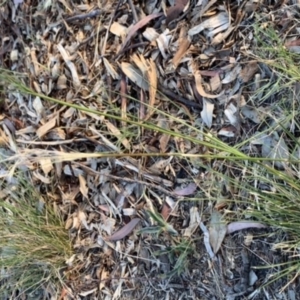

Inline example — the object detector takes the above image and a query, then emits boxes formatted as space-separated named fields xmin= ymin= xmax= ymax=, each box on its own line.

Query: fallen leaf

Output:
xmin=109 ymin=21 xmax=127 ymax=37
xmin=173 ymin=36 xmax=190 ymax=68
xmin=36 ymin=118 xmax=56 ymax=139
xmin=156 ymin=30 xmax=172 ymax=59
xmin=241 ymin=106 xmax=261 ymax=124
xmin=78 ymin=174 xmax=88 ymax=198
xmin=105 ymin=120 xmax=131 ymax=150
xmin=120 ymin=62 xmax=149 ymax=90
xmin=239 ymin=61 xmax=258 ymax=83
xmin=252 ymin=132 xmax=290 ymax=168
xmin=201 ymin=98 xmax=214 ymax=128
xmin=285 ymin=39 xmax=300 ymax=48
xmin=218 ymin=126 xmax=237 ymax=137
xmin=188 ymin=12 xmax=229 ymax=36
xmin=108 ymin=218 xmax=140 ymax=241
xmin=224 ymin=101 xmax=239 ymax=127
xmin=118 ymin=13 xmax=163 ymax=54
xmin=174 ymin=182 xmax=197 ymax=196
xmin=227 ymin=221 xmax=267 ymax=234
xmin=147 ymin=58 xmax=158 ymax=116
xmin=57 ymin=44 xmax=81 ymax=89
xmin=209 ymin=210 xmax=227 ymax=254
xmin=194 ymin=71 xmax=224 ymax=99
xmin=166 ymin=0 xmax=189 ymax=25
xmin=161 ymin=202 xmax=171 ymax=220
xmin=183 ymin=206 xmax=201 ymax=237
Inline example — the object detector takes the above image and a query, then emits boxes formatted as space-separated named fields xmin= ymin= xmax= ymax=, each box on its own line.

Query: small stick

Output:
xmin=65 ymin=9 xmax=102 ymax=23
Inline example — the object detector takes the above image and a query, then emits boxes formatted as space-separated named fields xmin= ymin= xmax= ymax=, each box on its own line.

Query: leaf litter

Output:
xmin=0 ymin=0 xmax=299 ymax=299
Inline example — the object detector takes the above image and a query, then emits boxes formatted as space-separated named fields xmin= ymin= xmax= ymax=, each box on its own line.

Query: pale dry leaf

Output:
xmin=147 ymin=58 xmax=158 ymax=115
xmin=207 ymin=20 xmax=230 ymax=39
xmin=173 ymin=36 xmax=190 ymax=68
xmin=174 ymin=182 xmax=197 ymax=196
xmin=57 ymin=44 xmax=81 ymax=89
xmin=227 ymin=221 xmax=266 ymax=234
xmin=101 ymin=216 xmax=116 ymax=235
xmin=2 ymin=124 xmax=17 ymax=152
xmin=30 ymin=48 xmax=40 ymax=77
xmin=33 ymin=170 xmax=51 ymax=184
xmin=103 ymin=57 xmax=120 ymax=80
xmin=241 ymin=106 xmax=261 ymax=123
xmin=65 ymin=217 xmax=73 ymax=230
xmin=78 ymin=174 xmax=88 ymax=198
xmin=252 ymin=132 xmax=289 ymax=168
xmin=47 ymin=128 xmax=66 ymax=140
xmin=72 ymin=216 xmax=80 ymax=230
xmin=10 ymin=49 xmax=18 ymax=62
xmin=156 ymin=30 xmax=171 ymax=59
xmin=64 ymin=164 xmax=84 ymax=177
xmin=36 ymin=118 xmax=56 ymax=139
xmin=183 ymin=206 xmax=201 ymax=237
xmin=194 ymin=71 xmax=224 ymax=99
xmin=39 ymin=158 xmax=53 ymax=175
xmin=212 ymin=25 xmax=235 ymax=45
xmin=149 ymin=157 xmax=173 ymax=174
xmin=224 ymin=102 xmax=239 ymax=127
xmin=218 ymin=126 xmax=236 ymax=137
xmin=105 ymin=120 xmax=131 ymax=150
xmin=159 ymin=133 xmax=170 ymax=153
xmin=157 ymin=118 xmax=170 ymax=152
xmin=132 ymin=53 xmax=148 ymax=74
xmin=188 ymin=12 xmax=229 ymax=36
xmin=143 ymin=27 xmax=160 ymax=41
xmin=79 ymin=289 xmax=97 ymax=297
xmin=120 ymin=62 xmax=149 ymax=90
xmin=201 ymin=99 xmax=214 ymax=128
xmin=222 ymin=64 xmax=242 ymax=84
xmin=264 ymin=134 xmax=289 ymax=168
xmin=56 ymin=74 xmax=67 ymax=89
xmin=199 ymin=221 xmax=216 ymax=260
xmin=209 ymin=74 xmax=222 ymax=91
xmin=109 ymin=21 xmax=127 ymax=37
xmin=32 ymin=97 xmax=45 ymax=120
xmin=108 ymin=218 xmax=140 ymax=241
xmin=99 ymin=268 xmax=109 ymax=290
xmin=209 ymin=210 xmax=227 ymax=254
xmin=78 ymin=209 xmax=89 ymax=230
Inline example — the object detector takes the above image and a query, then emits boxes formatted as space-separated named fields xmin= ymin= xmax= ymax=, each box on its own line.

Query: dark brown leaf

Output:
xmin=166 ymin=0 xmax=189 ymax=25
xmin=108 ymin=218 xmax=140 ymax=241
xmin=119 ymin=13 xmax=163 ymax=54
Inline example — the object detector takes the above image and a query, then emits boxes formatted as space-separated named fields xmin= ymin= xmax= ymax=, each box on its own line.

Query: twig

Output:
xmin=101 ymin=0 xmax=122 ymax=56
xmin=199 ymin=222 xmax=216 ymax=260
xmin=116 ymin=41 xmax=148 ymax=59
xmin=160 ymin=86 xmax=202 ymax=109
xmin=65 ymin=9 xmax=102 ymax=23
xmin=127 ymin=0 xmax=139 ymax=24
xmin=73 ymin=162 xmax=179 ymax=198
xmin=16 ymin=137 xmax=91 ymax=145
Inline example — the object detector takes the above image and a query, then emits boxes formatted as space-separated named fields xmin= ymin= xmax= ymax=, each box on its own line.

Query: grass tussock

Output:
xmin=0 ymin=173 xmax=73 ymax=299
